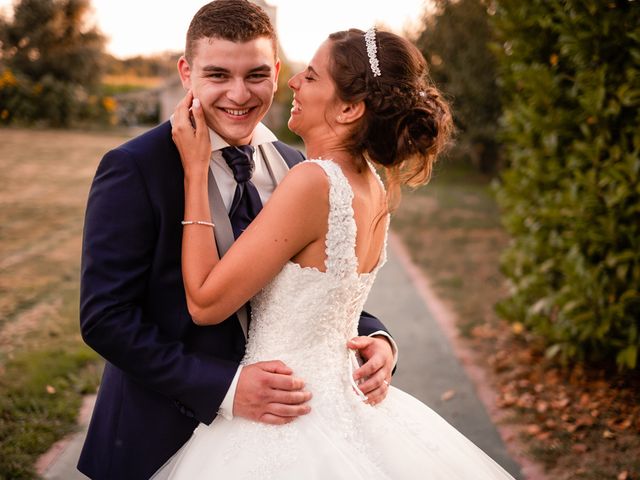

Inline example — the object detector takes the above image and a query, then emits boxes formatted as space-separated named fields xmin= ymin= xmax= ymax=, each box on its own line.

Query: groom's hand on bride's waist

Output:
xmin=233 ymin=360 xmax=312 ymax=425
xmin=348 ymin=336 xmax=394 ymax=406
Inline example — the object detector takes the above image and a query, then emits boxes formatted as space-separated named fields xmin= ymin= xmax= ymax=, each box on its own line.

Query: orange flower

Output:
xmin=1 ymin=69 xmax=17 ymax=87
xmin=102 ymin=96 xmax=117 ymax=113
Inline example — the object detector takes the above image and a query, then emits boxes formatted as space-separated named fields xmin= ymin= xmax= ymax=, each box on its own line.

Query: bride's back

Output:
xmin=290 ymin=159 xmax=387 ymax=276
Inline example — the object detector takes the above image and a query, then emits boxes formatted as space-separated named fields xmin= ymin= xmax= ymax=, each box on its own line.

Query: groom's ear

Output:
xmin=273 ymin=58 xmax=281 ymax=95
xmin=177 ymin=56 xmax=192 ymax=90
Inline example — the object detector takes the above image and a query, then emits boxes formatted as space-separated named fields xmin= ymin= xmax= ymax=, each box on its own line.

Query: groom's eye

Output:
xmin=247 ymin=73 xmax=270 ymax=81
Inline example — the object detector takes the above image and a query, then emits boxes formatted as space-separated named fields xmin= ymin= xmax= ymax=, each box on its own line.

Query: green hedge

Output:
xmin=492 ymin=0 xmax=640 ymax=369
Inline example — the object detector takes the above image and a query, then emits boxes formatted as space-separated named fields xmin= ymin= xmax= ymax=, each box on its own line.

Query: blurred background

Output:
xmin=0 ymin=1 xmax=638 ymax=479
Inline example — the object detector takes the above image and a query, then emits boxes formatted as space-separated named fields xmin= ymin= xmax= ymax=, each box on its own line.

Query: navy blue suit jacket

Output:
xmin=78 ymin=122 xmax=390 ymax=479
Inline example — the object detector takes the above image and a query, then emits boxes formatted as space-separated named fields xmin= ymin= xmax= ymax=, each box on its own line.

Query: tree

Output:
xmin=492 ymin=0 xmax=640 ymax=369
xmin=416 ymin=0 xmax=502 ymax=173
xmin=0 ymin=0 xmax=107 ymax=125
xmin=5 ymin=0 xmax=105 ymax=87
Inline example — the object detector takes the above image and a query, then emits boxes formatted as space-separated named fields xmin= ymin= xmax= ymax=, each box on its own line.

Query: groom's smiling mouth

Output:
xmin=219 ymin=107 xmax=254 ymax=117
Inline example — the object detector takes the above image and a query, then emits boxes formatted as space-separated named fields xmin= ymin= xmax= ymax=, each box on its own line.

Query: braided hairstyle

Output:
xmin=328 ymin=29 xmax=452 ymax=202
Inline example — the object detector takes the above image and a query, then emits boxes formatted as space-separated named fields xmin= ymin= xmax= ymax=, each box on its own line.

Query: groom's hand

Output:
xmin=233 ymin=360 xmax=312 ymax=425
xmin=348 ymin=336 xmax=394 ymax=405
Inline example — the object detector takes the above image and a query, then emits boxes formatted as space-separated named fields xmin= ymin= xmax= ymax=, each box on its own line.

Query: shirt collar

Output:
xmin=209 ymin=122 xmax=277 ymax=152
xmin=168 ymin=115 xmax=277 ymax=152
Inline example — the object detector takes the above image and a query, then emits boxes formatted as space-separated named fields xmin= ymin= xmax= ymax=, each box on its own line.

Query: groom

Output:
xmin=78 ymin=1 xmax=396 ymax=478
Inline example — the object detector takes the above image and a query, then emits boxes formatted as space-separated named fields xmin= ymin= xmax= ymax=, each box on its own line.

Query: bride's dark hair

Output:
xmin=328 ymin=29 xmax=452 ymax=205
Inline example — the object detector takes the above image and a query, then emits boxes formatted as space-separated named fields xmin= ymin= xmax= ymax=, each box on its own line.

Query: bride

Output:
xmin=168 ymin=27 xmax=514 ymax=479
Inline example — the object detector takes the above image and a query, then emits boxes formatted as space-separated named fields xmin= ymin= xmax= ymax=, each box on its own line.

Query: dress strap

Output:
xmin=306 ymin=159 xmax=359 ymax=279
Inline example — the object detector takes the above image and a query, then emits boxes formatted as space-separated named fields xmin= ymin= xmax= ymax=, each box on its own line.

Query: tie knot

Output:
xmin=221 ymin=145 xmax=256 ymax=184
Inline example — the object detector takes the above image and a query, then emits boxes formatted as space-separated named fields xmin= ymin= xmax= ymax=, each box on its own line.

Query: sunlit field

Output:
xmin=0 ymin=128 xmax=131 ymax=478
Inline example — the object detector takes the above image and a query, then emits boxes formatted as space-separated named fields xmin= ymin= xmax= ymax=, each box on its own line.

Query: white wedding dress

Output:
xmin=168 ymin=160 xmax=515 ymax=479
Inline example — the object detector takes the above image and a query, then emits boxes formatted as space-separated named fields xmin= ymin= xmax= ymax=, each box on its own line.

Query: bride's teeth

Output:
xmin=225 ymin=108 xmax=250 ymax=116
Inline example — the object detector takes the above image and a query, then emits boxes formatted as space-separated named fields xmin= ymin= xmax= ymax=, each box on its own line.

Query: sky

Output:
xmin=0 ymin=0 xmax=430 ymax=63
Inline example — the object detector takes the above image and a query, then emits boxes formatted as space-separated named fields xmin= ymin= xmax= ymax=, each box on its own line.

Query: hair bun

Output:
xmin=397 ymin=106 xmax=438 ymax=156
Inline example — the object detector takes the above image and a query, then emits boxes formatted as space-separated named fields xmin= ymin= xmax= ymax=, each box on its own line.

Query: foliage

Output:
xmin=3 ymin=0 xmax=104 ymax=87
xmin=415 ymin=0 xmax=502 ymax=173
xmin=104 ymin=52 xmax=181 ymax=79
xmin=0 ymin=66 xmax=116 ymax=126
xmin=0 ymin=0 xmax=111 ymax=126
xmin=492 ymin=0 xmax=640 ymax=369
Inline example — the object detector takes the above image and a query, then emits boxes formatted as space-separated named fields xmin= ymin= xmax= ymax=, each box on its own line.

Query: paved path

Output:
xmin=39 ymin=236 xmax=523 ymax=479
xmin=365 ymin=236 xmax=522 ymax=478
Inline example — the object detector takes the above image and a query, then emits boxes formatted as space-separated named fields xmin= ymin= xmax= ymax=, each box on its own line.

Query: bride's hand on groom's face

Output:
xmin=233 ymin=360 xmax=312 ymax=425
xmin=171 ymin=90 xmax=211 ymax=178
xmin=348 ymin=336 xmax=394 ymax=406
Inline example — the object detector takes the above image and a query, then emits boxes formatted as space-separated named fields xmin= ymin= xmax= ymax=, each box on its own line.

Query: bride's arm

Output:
xmin=172 ymin=92 xmax=327 ymax=325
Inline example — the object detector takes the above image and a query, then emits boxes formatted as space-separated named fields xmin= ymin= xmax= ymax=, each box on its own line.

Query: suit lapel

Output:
xmin=207 ymin=167 xmax=235 ymax=257
xmin=259 ymin=143 xmax=290 ymax=186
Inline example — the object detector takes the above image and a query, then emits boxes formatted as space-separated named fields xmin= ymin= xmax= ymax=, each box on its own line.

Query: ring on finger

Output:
xmin=383 ymin=380 xmax=389 ymax=387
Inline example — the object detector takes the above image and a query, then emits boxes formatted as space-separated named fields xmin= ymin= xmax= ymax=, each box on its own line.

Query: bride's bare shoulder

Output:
xmin=275 ymin=160 xmax=330 ymax=199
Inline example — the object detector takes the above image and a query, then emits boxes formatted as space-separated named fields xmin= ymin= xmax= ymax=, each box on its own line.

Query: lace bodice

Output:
xmin=243 ymin=159 xmax=388 ymax=408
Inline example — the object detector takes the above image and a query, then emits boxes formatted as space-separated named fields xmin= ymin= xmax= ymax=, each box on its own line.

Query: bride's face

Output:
xmin=287 ymin=40 xmax=341 ymax=139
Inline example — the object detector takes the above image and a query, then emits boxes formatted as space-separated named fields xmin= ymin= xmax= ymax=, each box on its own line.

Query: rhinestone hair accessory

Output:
xmin=364 ymin=28 xmax=381 ymax=77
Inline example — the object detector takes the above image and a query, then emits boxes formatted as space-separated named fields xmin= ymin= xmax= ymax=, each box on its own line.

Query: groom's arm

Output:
xmin=80 ymin=148 xmax=234 ymax=425
xmin=353 ymin=311 xmax=397 ymax=405
xmin=357 ymin=310 xmax=398 ymax=366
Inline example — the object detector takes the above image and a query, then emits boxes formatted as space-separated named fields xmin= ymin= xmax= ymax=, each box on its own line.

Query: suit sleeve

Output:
xmin=358 ymin=311 xmax=398 ymax=373
xmin=80 ymin=149 xmax=234 ymax=425
xmin=357 ymin=310 xmax=388 ymax=337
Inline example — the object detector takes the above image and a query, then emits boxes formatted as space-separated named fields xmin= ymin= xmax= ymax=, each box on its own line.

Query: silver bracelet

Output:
xmin=181 ymin=220 xmax=215 ymax=228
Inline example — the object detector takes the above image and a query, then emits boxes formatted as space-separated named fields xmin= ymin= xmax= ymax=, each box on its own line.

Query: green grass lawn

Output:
xmin=0 ymin=127 xmax=131 ymax=479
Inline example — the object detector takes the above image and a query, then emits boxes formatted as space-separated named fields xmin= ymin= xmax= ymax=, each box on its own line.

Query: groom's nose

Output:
xmin=226 ymin=79 xmax=252 ymax=105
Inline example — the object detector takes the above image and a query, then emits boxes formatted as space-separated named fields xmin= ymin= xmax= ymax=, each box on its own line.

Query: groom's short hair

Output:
xmin=185 ymin=0 xmax=278 ymax=62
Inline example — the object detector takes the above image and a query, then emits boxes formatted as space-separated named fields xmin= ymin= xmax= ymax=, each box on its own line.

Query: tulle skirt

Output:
xmin=167 ymin=386 xmax=514 ymax=479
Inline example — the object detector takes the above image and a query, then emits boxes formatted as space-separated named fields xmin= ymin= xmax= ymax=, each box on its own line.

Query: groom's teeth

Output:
xmin=224 ymin=108 xmax=250 ymax=116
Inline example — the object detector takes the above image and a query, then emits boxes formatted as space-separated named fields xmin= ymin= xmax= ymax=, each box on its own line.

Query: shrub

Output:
xmin=0 ymin=67 xmax=115 ymax=126
xmin=492 ymin=0 xmax=640 ymax=369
